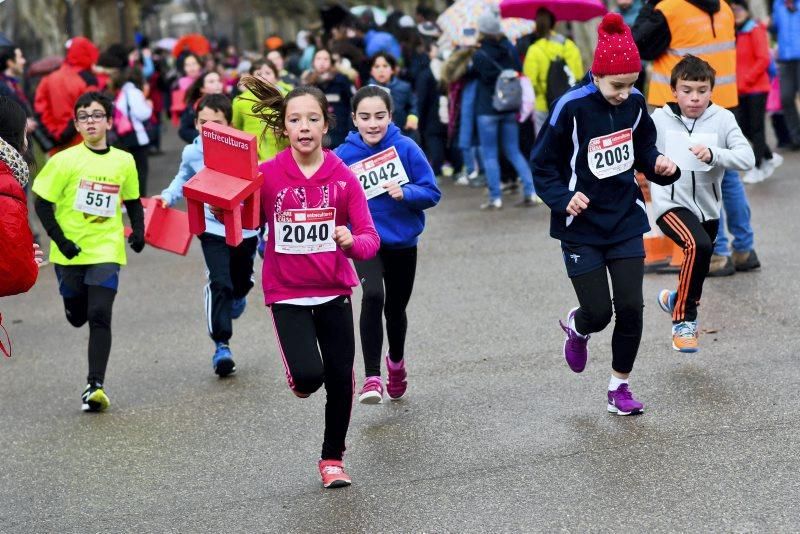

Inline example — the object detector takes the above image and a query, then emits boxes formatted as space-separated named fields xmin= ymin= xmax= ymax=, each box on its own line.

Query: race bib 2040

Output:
xmin=74 ymin=179 xmax=120 ymax=218
xmin=274 ymin=208 xmax=336 ymax=254
xmin=349 ymin=147 xmax=410 ymax=200
xmin=587 ymin=128 xmax=634 ymax=179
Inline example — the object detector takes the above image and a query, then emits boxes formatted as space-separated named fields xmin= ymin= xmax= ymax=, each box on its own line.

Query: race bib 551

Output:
xmin=74 ymin=179 xmax=120 ymax=218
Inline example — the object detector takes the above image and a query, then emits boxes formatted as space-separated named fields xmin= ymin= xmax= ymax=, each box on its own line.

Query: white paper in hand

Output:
xmin=665 ymin=130 xmax=717 ymax=172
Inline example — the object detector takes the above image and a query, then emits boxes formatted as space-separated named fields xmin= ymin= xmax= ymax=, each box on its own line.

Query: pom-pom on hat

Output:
xmin=591 ymin=13 xmax=641 ymax=76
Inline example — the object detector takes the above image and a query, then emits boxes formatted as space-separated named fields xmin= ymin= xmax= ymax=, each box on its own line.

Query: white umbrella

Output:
xmin=154 ymin=37 xmax=178 ymax=51
xmin=351 ymin=5 xmax=389 ymax=26
xmin=437 ymin=0 xmax=535 ymax=49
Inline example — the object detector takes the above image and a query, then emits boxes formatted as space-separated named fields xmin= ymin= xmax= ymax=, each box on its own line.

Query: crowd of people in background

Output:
xmin=1 ymin=0 xmax=800 ymax=489
xmin=1 ymin=0 xmax=796 ymax=204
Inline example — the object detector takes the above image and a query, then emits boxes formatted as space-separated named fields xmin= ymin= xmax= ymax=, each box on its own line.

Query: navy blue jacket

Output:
xmin=313 ymin=73 xmax=354 ymax=148
xmin=467 ymin=37 xmax=522 ymax=117
xmin=335 ymin=123 xmax=441 ymax=248
xmin=531 ymin=74 xmax=680 ymax=245
xmin=368 ymin=77 xmax=418 ymax=136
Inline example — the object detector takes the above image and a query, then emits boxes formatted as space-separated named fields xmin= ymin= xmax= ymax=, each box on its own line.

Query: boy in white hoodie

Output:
xmin=651 ymin=55 xmax=755 ymax=353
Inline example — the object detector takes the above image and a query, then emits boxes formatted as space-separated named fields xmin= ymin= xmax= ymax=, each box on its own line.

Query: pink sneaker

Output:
xmin=385 ymin=354 xmax=407 ymax=400
xmin=318 ymin=459 xmax=351 ymax=488
xmin=358 ymin=376 xmax=384 ymax=404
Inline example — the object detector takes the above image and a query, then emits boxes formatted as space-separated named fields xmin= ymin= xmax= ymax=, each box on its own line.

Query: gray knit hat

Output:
xmin=477 ymin=8 xmax=503 ymax=36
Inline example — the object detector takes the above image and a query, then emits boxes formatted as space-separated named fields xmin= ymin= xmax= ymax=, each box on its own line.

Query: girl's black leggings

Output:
xmin=354 ymin=246 xmax=418 ymax=377
xmin=270 ymin=296 xmax=355 ymax=461
xmin=570 ymin=257 xmax=644 ymax=374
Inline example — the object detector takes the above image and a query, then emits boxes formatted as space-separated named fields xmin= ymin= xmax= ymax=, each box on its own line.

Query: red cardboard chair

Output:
xmin=182 ymin=122 xmax=264 ymax=246
xmin=124 ymin=197 xmax=194 ymax=255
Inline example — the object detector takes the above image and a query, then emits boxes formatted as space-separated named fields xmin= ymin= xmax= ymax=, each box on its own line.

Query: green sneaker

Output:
xmin=81 ymin=383 xmax=110 ymax=412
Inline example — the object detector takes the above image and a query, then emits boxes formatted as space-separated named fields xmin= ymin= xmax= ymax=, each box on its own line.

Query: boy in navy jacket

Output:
xmin=531 ymin=14 xmax=680 ymax=415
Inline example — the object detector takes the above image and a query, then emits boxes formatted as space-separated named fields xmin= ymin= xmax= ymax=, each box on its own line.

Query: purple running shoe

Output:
xmin=559 ymin=307 xmax=590 ymax=373
xmin=385 ymin=354 xmax=407 ymax=400
xmin=607 ymin=383 xmax=644 ymax=415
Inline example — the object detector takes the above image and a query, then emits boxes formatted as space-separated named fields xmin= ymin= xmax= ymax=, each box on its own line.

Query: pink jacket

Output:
xmin=259 ymin=149 xmax=379 ymax=304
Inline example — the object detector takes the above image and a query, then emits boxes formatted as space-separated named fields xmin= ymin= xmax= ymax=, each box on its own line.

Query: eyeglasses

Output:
xmin=75 ymin=112 xmax=107 ymax=123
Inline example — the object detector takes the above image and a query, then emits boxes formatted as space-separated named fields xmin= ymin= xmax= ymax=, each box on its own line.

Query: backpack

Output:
xmin=544 ymin=36 xmax=575 ymax=107
xmin=480 ymin=50 xmax=523 ymax=113
xmin=493 ymin=69 xmax=523 ymax=112
xmin=108 ymin=89 xmax=139 ymax=150
xmin=545 ymin=57 xmax=572 ymax=108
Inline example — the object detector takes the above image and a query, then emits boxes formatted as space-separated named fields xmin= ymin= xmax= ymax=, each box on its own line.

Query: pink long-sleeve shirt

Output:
xmin=259 ymin=148 xmax=379 ymax=305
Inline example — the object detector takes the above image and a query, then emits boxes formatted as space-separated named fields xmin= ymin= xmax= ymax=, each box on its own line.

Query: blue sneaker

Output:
xmin=231 ymin=297 xmax=247 ymax=320
xmin=212 ymin=342 xmax=236 ymax=377
xmin=257 ymin=233 xmax=266 ymax=259
xmin=657 ymin=289 xmax=676 ymax=315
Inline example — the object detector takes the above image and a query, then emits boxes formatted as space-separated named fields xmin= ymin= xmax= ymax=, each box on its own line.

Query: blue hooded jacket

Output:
xmin=772 ymin=0 xmax=800 ymax=61
xmin=531 ymin=73 xmax=680 ymax=246
xmin=335 ymin=123 xmax=441 ymax=248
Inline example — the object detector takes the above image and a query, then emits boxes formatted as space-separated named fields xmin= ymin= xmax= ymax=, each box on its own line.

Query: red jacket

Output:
xmin=33 ymin=37 xmax=99 ymax=152
xmin=0 ymin=161 xmax=38 ymax=297
xmin=736 ymin=20 xmax=771 ymax=95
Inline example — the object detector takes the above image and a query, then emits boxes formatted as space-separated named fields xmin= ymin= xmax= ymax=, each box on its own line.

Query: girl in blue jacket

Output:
xmin=335 ymin=85 xmax=441 ymax=404
xmin=531 ymin=14 xmax=679 ymax=415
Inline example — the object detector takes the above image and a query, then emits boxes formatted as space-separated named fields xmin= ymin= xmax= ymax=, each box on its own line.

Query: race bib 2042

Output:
xmin=587 ymin=128 xmax=634 ymax=179
xmin=274 ymin=208 xmax=336 ymax=254
xmin=349 ymin=147 xmax=410 ymax=200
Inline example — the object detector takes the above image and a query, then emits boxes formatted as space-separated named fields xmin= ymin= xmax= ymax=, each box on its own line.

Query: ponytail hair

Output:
xmin=239 ymin=76 xmax=335 ymax=141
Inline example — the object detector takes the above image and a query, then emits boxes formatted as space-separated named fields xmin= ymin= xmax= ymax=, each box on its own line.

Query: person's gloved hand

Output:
xmin=128 ymin=230 xmax=145 ymax=253
xmin=57 ymin=239 xmax=81 ymax=259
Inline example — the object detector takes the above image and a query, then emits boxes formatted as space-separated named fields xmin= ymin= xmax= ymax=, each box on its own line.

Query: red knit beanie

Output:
xmin=591 ymin=13 xmax=641 ymax=76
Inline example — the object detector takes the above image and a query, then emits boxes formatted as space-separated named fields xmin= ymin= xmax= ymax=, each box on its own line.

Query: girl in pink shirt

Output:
xmin=239 ymin=76 xmax=380 ymax=489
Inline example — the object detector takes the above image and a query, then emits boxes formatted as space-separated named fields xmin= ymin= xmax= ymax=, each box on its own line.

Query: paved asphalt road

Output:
xmin=1 ymin=128 xmax=798 ymax=533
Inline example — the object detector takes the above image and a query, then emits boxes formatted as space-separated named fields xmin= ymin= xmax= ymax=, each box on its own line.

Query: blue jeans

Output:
xmin=461 ymin=146 xmax=482 ymax=174
xmin=476 ymin=113 xmax=535 ymax=201
xmin=714 ymin=169 xmax=755 ymax=255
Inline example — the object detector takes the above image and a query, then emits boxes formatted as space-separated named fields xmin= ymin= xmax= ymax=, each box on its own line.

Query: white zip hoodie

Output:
xmin=650 ymin=103 xmax=754 ymax=222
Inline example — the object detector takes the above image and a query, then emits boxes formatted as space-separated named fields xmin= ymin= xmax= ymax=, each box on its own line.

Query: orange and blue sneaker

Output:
xmin=672 ymin=321 xmax=699 ymax=353
xmin=318 ymin=459 xmax=351 ymax=489
xmin=657 ymin=289 xmax=676 ymax=315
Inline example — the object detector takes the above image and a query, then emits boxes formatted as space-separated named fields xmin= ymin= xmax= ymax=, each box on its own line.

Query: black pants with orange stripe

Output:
xmin=656 ymin=208 xmax=719 ymax=324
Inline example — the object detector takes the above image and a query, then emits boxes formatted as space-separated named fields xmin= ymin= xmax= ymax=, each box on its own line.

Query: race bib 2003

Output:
xmin=587 ymin=128 xmax=634 ymax=179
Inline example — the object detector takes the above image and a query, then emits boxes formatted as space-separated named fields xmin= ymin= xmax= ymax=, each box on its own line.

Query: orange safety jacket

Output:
xmin=648 ymin=0 xmax=737 ymax=108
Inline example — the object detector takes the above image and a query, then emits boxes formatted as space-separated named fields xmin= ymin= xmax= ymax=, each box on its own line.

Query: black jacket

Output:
xmin=531 ymin=74 xmax=680 ymax=245
xmin=632 ymin=0 xmax=722 ymax=60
